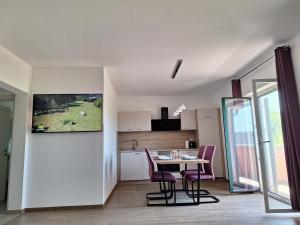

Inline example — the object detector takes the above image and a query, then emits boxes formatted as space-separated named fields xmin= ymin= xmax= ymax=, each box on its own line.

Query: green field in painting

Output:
xmin=33 ymin=101 xmax=102 ymax=132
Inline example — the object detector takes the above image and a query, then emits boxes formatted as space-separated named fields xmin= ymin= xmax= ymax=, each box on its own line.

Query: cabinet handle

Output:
xmin=134 ymin=152 xmax=141 ymax=155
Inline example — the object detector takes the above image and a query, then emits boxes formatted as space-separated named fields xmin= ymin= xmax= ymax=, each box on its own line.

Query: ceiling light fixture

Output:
xmin=171 ymin=59 xmax=183 ymax=79
xmin=171 ymin=59 xmax=186 ymax=117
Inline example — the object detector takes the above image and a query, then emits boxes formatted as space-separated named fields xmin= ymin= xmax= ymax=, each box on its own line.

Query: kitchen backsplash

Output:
xmin=118 ymin=130 xmax=197 ymax=151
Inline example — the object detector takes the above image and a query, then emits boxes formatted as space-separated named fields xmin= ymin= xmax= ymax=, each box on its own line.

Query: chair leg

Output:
xmin=191 ymin=180 xmax=196 ymax=203
xmin=191 ymin=180 xmax=219 ymax=204
xmin=163 ymin=181 xmax=168 ymax=206
xmin=172 ymin=182 xmax=176 ymax=205
xmin=147 ymin=184 xmax=170 ymax=206
xmin=185 ymin=177 xmax=210 ymax=197
xmin=147 ymin=181 xmax=177 ymax=207
xmin=146 ymin=182 xmax=173 ymax=200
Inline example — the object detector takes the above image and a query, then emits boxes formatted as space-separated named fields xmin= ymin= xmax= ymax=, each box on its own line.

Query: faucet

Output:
xmin=131 ymin=139 xmax=139 ymax=150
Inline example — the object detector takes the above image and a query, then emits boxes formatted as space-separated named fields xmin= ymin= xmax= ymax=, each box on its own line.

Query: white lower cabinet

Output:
xmin=120 ymin=151 xmax=200 ymax=181
xmin=120 ymin=151 xmax=158 ymax=181
xmin=120 ymin=152 xmax=143 ymax=181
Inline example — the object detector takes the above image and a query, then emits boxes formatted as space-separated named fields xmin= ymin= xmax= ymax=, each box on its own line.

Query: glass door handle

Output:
xmin=259 ymin=140 xmax=271 ymax=144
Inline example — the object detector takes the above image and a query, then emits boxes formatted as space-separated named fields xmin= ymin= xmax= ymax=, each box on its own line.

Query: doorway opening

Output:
xmin=0 ymin=92 xmax=14 ymax=214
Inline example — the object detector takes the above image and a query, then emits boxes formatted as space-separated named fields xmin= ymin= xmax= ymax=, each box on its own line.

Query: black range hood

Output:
xmin=151 ymin=107 xmax=181 ymax=131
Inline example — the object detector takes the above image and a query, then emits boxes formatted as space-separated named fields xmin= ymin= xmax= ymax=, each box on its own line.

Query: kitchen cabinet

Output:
xmin=120 ymin=152 xmax=143 ymax=181
xmin=120 ymin=151 xmax=158 ymax=181
xmin=181 ymin=110 xmax=197 ymax=130
xmin=197 ymin=108 xmax=218 ymax=119
xmin=118 ymin=112 xmax=135 ymax=132
xmin=134 ymin=111 xmax=151 ymax=131
xmin=197 ymin=108 xmax=225 ymax=177
xmin=118 ymin=111 xmax=151 ymax=132
xmin=120 ymin=150 xmax=202 ymax=181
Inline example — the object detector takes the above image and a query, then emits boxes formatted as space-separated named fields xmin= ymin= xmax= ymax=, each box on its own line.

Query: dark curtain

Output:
xmin=275 ymin=46 xmax=300 ymax=210
xmin=231 ymin=79 xmax=242 ymax=97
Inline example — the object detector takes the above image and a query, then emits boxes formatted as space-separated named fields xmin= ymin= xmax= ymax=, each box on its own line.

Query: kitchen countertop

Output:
xmin=118 ymin=148 xmax=199 ymax=153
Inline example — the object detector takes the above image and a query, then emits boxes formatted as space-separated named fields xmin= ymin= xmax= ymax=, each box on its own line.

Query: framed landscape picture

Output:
xmin=32 ymin=94 xmax=103 ymax=133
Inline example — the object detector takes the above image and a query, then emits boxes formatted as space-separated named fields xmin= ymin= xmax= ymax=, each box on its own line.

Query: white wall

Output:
xmin=213 ymin=31 xmax=300 ymax=106
xmin=103 ymin=70 xmax=118 ymax=201
xmin=24 ymin=67 xmax=104 ymax=208
xmin=213 ymin=55 xmax=276 ymax=105
xmin=289 ymin=33 xmax=300 ymax=102
xmin=0 ymin=45 xmax=31 ymax=93
xmin=118 ymin=95 xmax=216 ymax=118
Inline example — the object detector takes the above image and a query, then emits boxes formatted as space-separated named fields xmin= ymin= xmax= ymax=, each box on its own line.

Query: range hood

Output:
xmin=151 ymin=107 xmax=181 ymax=131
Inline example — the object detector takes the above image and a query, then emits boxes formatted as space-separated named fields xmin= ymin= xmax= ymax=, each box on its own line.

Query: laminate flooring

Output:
xmin=6 ymin=180 xmax=300 ymax=225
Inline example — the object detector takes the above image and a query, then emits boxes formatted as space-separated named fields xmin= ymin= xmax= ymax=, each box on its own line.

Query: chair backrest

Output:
xmin=198 ymin=145 xmax=206 ymax=159
xmin=145 ymin=148 xmax=155 ymax=179
xmin=203 ymin=145 xmax=216 ymax=179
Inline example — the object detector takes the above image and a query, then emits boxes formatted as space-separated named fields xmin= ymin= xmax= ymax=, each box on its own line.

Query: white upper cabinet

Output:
xmin=181 ymin=110 xmax=197 ymax=130
xmin=118 ymin=111 xmax=151 ymax=132
xmin=197 ymin=108 xmax=218 ymax=119
xmin=134 ymin=111 xmax=151 ymax=131
xmin=118 ymin=112 xmax=135 ymax=132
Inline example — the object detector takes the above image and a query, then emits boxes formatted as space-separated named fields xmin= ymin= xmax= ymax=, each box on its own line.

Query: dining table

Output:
xmin=154 ymin=157 xmax=220 ymax=206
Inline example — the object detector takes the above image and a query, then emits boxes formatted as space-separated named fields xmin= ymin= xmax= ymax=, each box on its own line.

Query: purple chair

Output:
xmin=145 ymin=148 xmax=176 ymax=206
xmin=185 ymin=145 xmax=216 ymax=180
xmin=185 ymin=145 xmax=219 ymax=203
xmin=180 ymin=145 xmax=206 ymax=178
xmin=180 ymin=145 xmax=206 ymax=190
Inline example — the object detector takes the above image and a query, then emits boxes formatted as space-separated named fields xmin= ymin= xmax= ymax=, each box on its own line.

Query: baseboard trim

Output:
xmin=6 ymin=209 xmax=24 ymax=214
xmin=24 ymin=204 xmax=104 ymax=213
xmin=24 ymin=185 xmax=118 ymax=213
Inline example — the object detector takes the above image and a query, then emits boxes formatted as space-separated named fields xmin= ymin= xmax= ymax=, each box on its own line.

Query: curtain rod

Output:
xmin=239 ymin=55 xmax=275 ymax=80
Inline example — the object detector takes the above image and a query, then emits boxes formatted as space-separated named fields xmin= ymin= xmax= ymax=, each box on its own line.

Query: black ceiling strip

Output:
xmin=171 ymin=59 xmax=183 ymax=79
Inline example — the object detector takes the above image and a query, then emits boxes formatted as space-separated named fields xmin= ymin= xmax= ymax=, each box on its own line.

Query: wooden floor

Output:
xmin=5 ymin=180 xmax=300 ymax=225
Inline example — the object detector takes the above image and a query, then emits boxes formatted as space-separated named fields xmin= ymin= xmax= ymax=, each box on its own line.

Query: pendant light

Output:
xmin=171 ymin=59 xmax=185 ymax=117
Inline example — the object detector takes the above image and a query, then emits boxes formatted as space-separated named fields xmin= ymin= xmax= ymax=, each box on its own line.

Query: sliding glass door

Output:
xmin=222 ymin=98 xmax=259 ymax=193
xmin=252 ymin=79 xmax=292 ymax=212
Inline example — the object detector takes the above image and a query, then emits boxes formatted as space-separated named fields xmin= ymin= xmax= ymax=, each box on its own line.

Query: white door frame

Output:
xmin=252 ymin=79 xmax=297 ymax=213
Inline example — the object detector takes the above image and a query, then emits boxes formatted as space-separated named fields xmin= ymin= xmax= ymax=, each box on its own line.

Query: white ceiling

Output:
xmin=0 ymin=0 xmax=300 ymax=95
